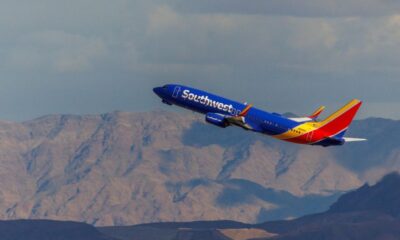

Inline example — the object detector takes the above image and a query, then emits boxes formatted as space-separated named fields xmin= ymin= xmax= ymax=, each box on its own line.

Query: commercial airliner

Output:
xmin=153 ymin=84 xmax=366 ymax=147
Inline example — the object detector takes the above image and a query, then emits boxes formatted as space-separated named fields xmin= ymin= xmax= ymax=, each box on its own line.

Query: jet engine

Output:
xmin=162 ymin=99 xmax=172 ymax=105
xmin=205 ymin=113 xmax=229 ymax=128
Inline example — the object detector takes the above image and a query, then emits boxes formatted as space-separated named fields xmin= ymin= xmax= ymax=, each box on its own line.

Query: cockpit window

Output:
xmin=162 ymin=85 xmax=168 ymax=89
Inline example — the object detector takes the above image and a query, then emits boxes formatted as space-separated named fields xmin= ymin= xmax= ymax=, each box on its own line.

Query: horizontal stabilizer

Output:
xmin=343 ymin=137 xmax=367 ymax=142
xmin=309 ymin=106 xmax=325 ymax=119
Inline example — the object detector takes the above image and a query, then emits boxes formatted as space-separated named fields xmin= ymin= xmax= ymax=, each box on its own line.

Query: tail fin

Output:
xmin=318 ymin=99 xmax=362 ymax=137
xmin=308 ymin=106 xmax=325 ymax=119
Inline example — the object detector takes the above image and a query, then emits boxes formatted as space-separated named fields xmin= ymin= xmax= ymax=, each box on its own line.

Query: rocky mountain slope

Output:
xmin=257 ymin=172 xmax=400 ymax=240
xmin=328 ymin=172 xmax=400 ymax=216
xmin=0 ymin=111 xmax=397 ymax=225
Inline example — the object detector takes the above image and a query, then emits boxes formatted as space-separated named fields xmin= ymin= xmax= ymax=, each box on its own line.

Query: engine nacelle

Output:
xmin=162 ymin=99 xmax=172 ymax=105
xmin=205 ymin=113 xmax=229 ymax=128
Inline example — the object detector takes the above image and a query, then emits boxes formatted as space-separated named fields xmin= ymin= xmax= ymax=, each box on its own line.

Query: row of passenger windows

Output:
xmin=247 ymin=115 xmax=260 ymax=122
xmin=264 ymin=121 xmax=278 ymax=127
xmin=290 ymin=129 xmax=302 ymax=134
xmin=240 ymin=115 xmax=305 ymax=134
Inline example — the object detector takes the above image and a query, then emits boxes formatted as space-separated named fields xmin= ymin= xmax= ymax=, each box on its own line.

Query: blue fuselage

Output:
xmin=153 ymin=84 xmax=299 ymax=136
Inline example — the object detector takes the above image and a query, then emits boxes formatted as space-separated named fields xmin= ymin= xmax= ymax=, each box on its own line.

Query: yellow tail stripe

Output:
xmin=320 ymin=99 xmax=361 ymax=126
xmin=273 ymin=122 xmax=317 ymax=140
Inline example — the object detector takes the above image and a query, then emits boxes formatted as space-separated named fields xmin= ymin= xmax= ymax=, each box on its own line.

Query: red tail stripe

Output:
xmin=318 ymin=101 xmax=362 ymax=136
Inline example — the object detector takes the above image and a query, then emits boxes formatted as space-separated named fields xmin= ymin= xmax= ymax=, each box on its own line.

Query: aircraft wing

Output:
xmin=225 ymin=104 xmax=255 ymax=130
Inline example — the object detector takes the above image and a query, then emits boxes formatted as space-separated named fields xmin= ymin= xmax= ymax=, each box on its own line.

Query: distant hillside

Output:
xmin=0 ymin=220 xmax=112 ymax=240
xmin=257 ymin=172 xmax=400 ymax=239
xmin=99 ymin=220 xmax=252 ymax=240
xmin=329 ymin=172 xmax=400 ymax=216
xmin=99 ymin=173 xmax=400 ymax=240
xmin=0 ymin=111 xmax=398 ymax=225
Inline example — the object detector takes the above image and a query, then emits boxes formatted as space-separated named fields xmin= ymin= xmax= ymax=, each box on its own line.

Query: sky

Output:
xmin=1 ymin=0 xmax=400 ymax=121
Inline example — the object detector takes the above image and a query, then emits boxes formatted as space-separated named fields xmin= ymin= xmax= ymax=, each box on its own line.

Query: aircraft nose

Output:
xmin=153 ymin=87 xmax=162 ymax=96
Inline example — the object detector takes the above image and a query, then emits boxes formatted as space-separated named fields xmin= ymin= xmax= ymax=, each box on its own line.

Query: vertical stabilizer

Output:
xmin=318 ymin=99 xmax=362 ymax=137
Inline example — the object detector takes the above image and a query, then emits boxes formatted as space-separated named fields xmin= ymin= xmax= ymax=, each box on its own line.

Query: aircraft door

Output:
xmin=172 ymin=86 xmax=181 ymax=98
xmin=306 ymin=131 xmax=314 ymax=143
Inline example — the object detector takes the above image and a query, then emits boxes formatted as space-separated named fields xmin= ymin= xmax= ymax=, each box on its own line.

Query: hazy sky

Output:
xmin=1 ymin=0 xmax=400 ymax=120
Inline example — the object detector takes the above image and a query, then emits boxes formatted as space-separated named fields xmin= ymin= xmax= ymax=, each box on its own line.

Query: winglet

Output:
xmin=309 ymin=106 xmax=325 ymax=119
xmin=239 ymin=104 xmax=253 ymax=117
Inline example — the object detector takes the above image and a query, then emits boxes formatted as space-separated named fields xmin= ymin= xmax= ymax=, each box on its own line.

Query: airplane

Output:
xmin=153 ymin=84 xmax=366 ymax=147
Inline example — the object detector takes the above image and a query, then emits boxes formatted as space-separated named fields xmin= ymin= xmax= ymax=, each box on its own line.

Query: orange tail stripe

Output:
xmin=239 ymin=104 xmax=253 ymax=116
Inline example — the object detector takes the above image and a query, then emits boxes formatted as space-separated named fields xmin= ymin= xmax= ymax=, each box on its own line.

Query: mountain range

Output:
xmin=98 ymin=173 xmax=400 ymax=240
xmin=0 ymin=111 xmax=398 ymax=225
